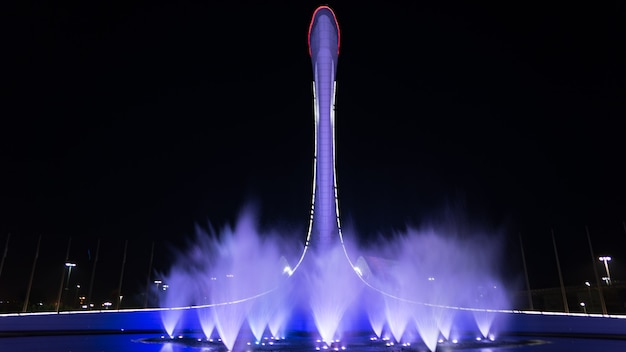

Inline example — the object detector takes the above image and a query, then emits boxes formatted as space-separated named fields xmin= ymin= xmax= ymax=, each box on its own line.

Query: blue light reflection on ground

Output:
xmin=0 ymin=334 xmax=162 ymax=352
xmin=526 ymin=337 xmax=626 ymax=352
xmin=2 ymin=334 xmax=626 ymax=352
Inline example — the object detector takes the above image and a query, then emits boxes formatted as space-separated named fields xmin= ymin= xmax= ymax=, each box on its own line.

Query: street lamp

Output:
xmin=598 ymin=256 xmax=612 ymax=285
xmin=154 ymin=280 xmax=162 ymax=291
xmin=64 ymin=262 xmax=76 ymax=289
xmin=580 ymin=302 xmax=587 ymax=314
xmin=74 ymin=284 xmax=81 ymax=308
xmin=584 ymin=281 xmax=592 ymax=306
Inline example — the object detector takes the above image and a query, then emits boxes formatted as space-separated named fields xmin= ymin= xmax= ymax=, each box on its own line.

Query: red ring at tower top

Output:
xmin=307 ymin=6 xmax=340 ymax=57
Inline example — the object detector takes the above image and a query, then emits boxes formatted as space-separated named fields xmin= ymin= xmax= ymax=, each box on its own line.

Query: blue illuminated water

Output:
xmin=157 ymin=210 xmax=509 ymax=351
xmin=2 ymin=333 xmax=626 ymax=352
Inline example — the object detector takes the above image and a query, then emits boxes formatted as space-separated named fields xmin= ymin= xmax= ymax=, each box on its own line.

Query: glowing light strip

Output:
xmin=3 ymin=306 xmax=625 ymax=319
xmin=291 ymin=77 xmax=319 ymax=274
xmin=330 ymin=79 xmax=344 ymax=246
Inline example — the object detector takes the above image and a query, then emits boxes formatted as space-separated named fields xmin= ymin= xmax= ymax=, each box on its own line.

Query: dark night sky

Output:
xmin=2 ymin=1 xmax=626 ymax=299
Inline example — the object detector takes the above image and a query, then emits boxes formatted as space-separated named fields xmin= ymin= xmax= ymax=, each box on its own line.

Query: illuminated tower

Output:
xmin=307 ymin=6 xmax=341 ymax=251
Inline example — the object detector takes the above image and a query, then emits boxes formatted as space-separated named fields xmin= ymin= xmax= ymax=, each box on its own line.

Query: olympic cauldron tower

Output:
xmin=306 ymin=6 xmax=342 ymax=251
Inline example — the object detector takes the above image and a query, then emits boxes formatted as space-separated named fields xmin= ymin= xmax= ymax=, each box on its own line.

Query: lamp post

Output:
xmin=65 ymin=262 xmax=76 ymax=290
xmin=580 ymin=302 xmax=587 ymax=314
xmin=598 ymin=256 xmax=612 ymax=285
xmin=55 ymin=238 xmax=72 ymax=312
xmin=74 ymin=284 xmax=80 ymax=309
xmin=584 ymin=281 xmax=592 ymax=308
xmin=154 ymin=280 xmax=162 ymax=291
xmin=586 ymin=227 xmax=607 ymax=314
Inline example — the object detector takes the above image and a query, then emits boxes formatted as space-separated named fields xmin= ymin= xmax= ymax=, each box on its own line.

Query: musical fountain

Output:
xmin=149 ymin=6 xmax=513 ymax=352
xmin=2 ymin=6 xmax=626 ymax=352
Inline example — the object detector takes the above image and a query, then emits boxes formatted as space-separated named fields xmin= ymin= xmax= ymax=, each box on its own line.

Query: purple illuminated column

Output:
xmin=308 ymin=6 xmax=341 ymax=250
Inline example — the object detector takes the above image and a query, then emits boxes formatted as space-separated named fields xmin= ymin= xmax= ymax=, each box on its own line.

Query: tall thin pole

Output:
xmin=55 ymin=237 xmax=72 ymax=313
xmin=586 ymin=226 xmax=607 ymax=314
xmin=87 ymin=238 xmax=100 ymax=309
xmin=0 ymin=234 xmax=10 ymax=282
xmin=144 ymin=241 xmax=154 ymax=308
xmin=518 ymin=232 xmax=534 ymax=310
xmin=23 ymin=235 xmax=42 ymax=312
xmin=551 ymin=229 xmax=569 ymax=313
xmin=623 ymin=221 xmax=626 ymax=261
xmin=116 ymin=240 xmax=128 ymax=310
